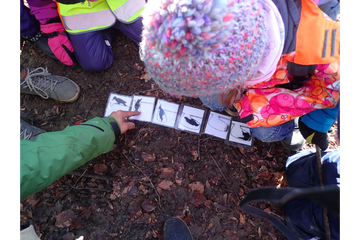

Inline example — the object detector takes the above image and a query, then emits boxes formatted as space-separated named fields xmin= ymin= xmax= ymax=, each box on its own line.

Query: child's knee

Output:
xmin=80 ymin=55 xmax=114 ymax=72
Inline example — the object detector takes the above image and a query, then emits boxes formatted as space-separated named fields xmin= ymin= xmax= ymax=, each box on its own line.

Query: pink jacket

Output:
xmin=26 ymin=0 xmax=59 ymax=24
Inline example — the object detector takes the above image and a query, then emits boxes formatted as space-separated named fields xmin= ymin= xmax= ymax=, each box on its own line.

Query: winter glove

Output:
xmin=299 ymin=118 xmax=329 ymax=151
xmin=40 ymin=23 xmax=75 ymax=66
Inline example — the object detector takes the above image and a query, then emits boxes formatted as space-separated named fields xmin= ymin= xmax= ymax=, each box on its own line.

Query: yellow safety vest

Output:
xmin=57 ymin=0 xmax=145 ymax=34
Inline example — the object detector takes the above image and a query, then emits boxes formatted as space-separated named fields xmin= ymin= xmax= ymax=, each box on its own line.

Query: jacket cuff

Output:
xmin=107 ymin=116 xmax=121 ymax=138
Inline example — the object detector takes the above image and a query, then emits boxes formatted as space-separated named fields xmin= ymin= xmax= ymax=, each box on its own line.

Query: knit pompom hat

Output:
xmin=140 ymin=0 xmax=267 ymax=97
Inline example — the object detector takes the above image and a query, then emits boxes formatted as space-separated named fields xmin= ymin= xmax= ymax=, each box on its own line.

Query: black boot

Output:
xmin=21 ymin=31 xmax=56 ymax=59
xmin=163 ymin=217 xmax=193 ymax=240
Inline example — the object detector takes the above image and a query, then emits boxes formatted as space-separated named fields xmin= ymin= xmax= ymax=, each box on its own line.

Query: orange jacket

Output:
xmin=234 ymin=0 xmax=340 ymax=128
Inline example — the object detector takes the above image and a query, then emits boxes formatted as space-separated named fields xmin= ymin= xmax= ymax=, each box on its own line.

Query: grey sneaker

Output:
xmin=20 ymin=119 xmax=46 ymax=140
xmin=20 ymin=65 xmax=80 ymax=102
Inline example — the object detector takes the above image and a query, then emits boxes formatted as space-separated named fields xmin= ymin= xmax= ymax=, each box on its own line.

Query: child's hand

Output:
xmin=110 ymin=110 xmax=141 ymax=134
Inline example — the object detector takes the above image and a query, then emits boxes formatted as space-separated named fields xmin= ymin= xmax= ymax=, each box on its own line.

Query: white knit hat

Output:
xmin=140 ymin=0 xmax=268 ymax=97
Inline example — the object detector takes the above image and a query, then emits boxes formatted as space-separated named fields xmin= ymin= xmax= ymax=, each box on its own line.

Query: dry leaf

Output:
xmin=190 ymin=149 xmax=199 ymax=161
xmin=130 ymin=205 xmax=142 ymax=221
xmin=94 ymin=163 xmax=108 ymax=175
xmin=141 ymin=199 xmax=156 ymax=212
xmin=141 ymin=152 xmax=156 ymax=162
xmin=134 ymin=63 xmax=143 ymax=71
xmin=204 ymin=222 xmax=213 ymax=232
xmin=140 ymin=73 xmax=152 ymax=82
xmin=258 ymin=165 xmax=270 ymax=180
xmin=188 ymin=181 xmax=204 ymax=194
xmin=111 ymin=181 xmax=122 ymax=199
xmin=190 ymin=192 xmax=207 ymax=206
xmin=157 ymin=180 xmax=174 ymax=190
xmin=268 ymin=232 xmax=277 ymax=240
xmin=205 ymin=180 xmax=210 ymax=189
xmin=55 ymin=209 xmax=75 ymax=228
xmin=258 ymin=227 xmax=261 ymax=238
xmin=224 ymin=230 xmax=236 ymax=240
xmin=26 ymin=197 xmax=40 ymax=207
xmin=213 ymin=202 xmax=226 ymax=212
xmin=159 ymin=167 xmax=174 ymax=178
xmin=204 ymin=199 xmax=213 ymax=208
xmin=239 ymin=213 xmax=246 ymax=226
xmin=110 ymin=194 xmax=117 ymax=200
xmin=175 ymin=171 xmax=185 ymax=186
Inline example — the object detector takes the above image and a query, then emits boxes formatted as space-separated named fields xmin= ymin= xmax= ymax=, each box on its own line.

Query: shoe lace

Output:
xmin=20 ymin=123 xmax=33 ymax=140
xmin=21 ymin=67 xmax=58 ymax=99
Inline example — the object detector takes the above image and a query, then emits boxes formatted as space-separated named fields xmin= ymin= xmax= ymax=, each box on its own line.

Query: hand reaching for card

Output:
xmin=110 ymin=110 xmax=141 ymax=134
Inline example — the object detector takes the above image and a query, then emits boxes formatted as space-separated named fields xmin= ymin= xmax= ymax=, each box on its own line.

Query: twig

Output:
xmin=198 ymin=136 xmax=201 ymax=160
xmin=66 ymin=169 xmax=111 ymax=193
xmin=84 ymin=101 xmax=95 ymax=119
xmin=200 ymin=136 xmax=214 ymax=142
xmin=71 ymin=169 xmax=87 ymax=189
xmin=131 ymin=87 xmax=160 ymax=96
xmin=316 ymin=146 xmax=331 ymax=240
xmin=96 ymin=79 xmax=108 ymax=92
xmin=69 ymin=169 xmax=113 ymax=181
xmin=72 ymin=187 xmax=110 ymax=192
xmin=123 ymin=153 xmax=162 ymax=208
xmin=210 ymin=155 xmax=230 ymax=185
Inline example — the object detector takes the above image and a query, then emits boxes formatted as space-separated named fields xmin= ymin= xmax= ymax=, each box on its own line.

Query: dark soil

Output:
xmin=20 ymin=31 xmax=339 ymax=240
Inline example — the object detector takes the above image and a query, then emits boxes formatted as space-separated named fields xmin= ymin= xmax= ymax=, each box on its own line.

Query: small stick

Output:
xmin=69 ymin=169 xmax=113 ymax=181
xmin=123 ymin=153 xmax=162 ymax=207
xmin=131 ymin=87 xmax=160 ymax=96
xmin=67 ymin=169 xmax=111 ymax=193
xmin=96 ymin=80 xmax=108 ymax=92
xmin=71 ymin=169 xmax=87 ymax=189
xmin=84 ymin=101 xmax=95 ymax=119
xmin=198 ymin=136 xmax=201 ymax=160
xmin=210 ymin=155 xmax=230 ymax=185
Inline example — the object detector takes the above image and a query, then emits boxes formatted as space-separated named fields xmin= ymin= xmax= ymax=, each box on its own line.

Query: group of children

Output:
xmin=21 ymin=0 xmax=340 ymax=239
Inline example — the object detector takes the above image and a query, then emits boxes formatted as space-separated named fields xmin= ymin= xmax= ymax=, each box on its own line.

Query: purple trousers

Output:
xmin=20 ymin=0 xmax=40 ymax=37
xmin=68 ymin=19 xmax=143 ymax=72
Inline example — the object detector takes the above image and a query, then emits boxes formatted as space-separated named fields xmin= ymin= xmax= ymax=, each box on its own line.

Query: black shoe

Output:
xmin=163 ymin=217 xmax=193 ymax=240
xmin=21 ymin=31 xmax=57 ymax=59
xmin=281 ymin=118 xmax=305 ymax=151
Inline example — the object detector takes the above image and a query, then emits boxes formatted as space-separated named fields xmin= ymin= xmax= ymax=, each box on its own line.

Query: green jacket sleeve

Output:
xmin=20 ymin=116 xmax=120 ymax=200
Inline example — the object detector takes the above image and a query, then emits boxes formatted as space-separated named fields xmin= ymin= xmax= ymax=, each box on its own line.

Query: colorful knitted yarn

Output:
xmin=140 ymin=0 xmax=267 ymax=97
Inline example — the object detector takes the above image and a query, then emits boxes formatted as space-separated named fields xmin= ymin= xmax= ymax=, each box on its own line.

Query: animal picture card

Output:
xmin=176 ymin=105 xmax=206 ymax=135
xmin=152 ymin=99 xmax=180 ymax=128
xmin=226 ymin=118 xmax=253 ymax=149
xmin=104 ymin=93 xmax=133 ymax=117
xmin=204 ymin=111 xmax=231 ymax=140
xmin=129 ymin=95 xmax=156 ymax=122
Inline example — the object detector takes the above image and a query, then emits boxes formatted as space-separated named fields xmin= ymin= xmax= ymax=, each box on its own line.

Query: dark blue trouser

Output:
xmin=68 ymin=18 xmax=143 ymax=72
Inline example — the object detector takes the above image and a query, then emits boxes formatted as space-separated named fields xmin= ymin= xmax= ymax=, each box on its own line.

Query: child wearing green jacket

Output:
xmin=20 ymin=110 xmax=140 ymax=201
